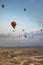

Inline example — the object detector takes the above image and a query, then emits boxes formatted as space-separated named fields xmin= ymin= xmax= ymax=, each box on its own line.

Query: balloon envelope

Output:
xmin=11 ymin=21 xmax=16 ymax=29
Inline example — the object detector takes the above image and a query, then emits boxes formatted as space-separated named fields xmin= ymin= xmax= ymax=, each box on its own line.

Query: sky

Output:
xmin=0 ymin=0 xmax=43 ymax=47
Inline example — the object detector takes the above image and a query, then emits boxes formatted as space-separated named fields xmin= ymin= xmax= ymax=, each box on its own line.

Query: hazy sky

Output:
xmin=0 ymin=0 xmax=43 ymax=47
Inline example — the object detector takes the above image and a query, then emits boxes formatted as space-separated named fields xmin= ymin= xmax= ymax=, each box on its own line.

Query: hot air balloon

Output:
xmin=11 ymin=21 xmax=17 ymax=29
xmin=24 ymin=8 xmax=26 ymax=11
xmin=23 ymin=29 xmax=25 ymax=31
xmin=40 ymin=29 xmax=43 ymax=32
xmin=2 ymin=4 xmax=4 ymax=8
xmin=12 ymin=30 xmax=14 ymax=32
xmin=24 ymin=34 xmax=27 ymax=38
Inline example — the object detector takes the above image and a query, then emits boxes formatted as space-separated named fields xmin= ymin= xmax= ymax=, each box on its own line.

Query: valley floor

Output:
xmin=0 ymin=47 xmax=43 ymax=65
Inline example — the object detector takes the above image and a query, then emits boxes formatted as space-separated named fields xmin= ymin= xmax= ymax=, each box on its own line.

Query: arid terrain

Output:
xmin=0 ymin=47 xmax=43 ymax=65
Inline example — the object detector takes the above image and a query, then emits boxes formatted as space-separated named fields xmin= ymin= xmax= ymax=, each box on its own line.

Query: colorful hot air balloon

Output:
xmin=11 ymin=21 xmax=16 ymax=29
